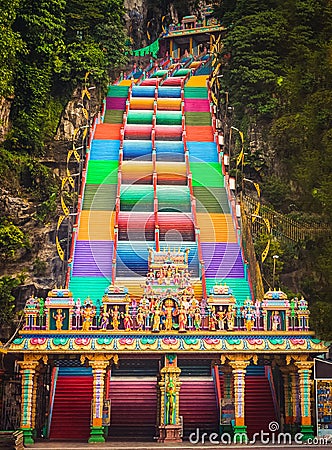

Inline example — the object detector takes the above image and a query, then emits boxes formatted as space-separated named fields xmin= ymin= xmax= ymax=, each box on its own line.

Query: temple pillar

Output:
xmin=227 ymin=355 xmax=252 ymax=443
xmin=289 ymin=369 xmax=299 ymax=435
xmin=17 ymin=355 xmax=46 ymax=445
xmin=158 ymin=354 xmax=182 ymax=443
xmin=294 ymin=360 xmax=314 ymax=441
xmin=82 ymin=353 xmax=118 ymax=443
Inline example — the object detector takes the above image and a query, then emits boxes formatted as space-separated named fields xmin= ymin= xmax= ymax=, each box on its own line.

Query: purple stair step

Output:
xmin=72 ymin=241 xmax=113 ymax=277
xmin=201 ymin=242 xmax=245 ymax=278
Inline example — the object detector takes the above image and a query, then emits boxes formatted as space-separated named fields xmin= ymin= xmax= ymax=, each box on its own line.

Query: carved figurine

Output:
xmin=111 ymin=305 xmax=121 ymax=330
xmin=245 ymin=309 xmax=254 ymax=331
xmin=123 ymin=304 xmax=133 ymax=331
xmin=53 ymin=309 xmax=65 ymax=330
xmin=208 ymin=306 xmax=217 ymax=331
xmin=136 ymin=308 xmax=145 ymax=331
xmin=152 ymin=306 xmax=162 ymax=332
xmin=217 ymin=307 xmax=225 ymax=330
xmin=193 ymin=308 xmax=201 ymax=331
xmin=166 ymin=377 xmax=176 ymax=425
xmin=271 ymin=311 xmax=281 ymax=331
xmin=164 ymin=299 xmax=175 ymax=331
xmin=82 ymin=304 xmax=95 ymax=331
xmin=100 ymin=306 xmax=110 ymax=330
xmin=178 ymin=304 xmax=187 ymax=332
xmin=226 ymin=305 xmax=235 ymax=331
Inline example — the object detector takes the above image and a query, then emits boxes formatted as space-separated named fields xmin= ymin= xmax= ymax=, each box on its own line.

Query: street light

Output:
xmin=272 ymin=255 xmax=279 ymax=290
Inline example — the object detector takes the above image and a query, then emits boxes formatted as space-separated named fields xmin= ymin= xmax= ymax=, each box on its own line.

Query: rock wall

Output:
xmin=0 ymin=96 xmax=13 ymax=143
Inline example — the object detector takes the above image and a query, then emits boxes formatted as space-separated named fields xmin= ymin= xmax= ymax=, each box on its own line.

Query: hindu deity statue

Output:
xmin=164 ymin=299 xmax=176 ymax=331
xmin=208 ymin=306 xmax=217 ymax=331
xmin=111 ymin=305 xmax=121 ymax=330
xmin=193 ymin=308 xmax=201 ymax=331
xmin=152 ymin=306 xmax=162 ymax=332
xmin=123 ymin=304 xmax=133 ymax=331
xmin=100 ymin=306 xmax=110 ymax=330
xmin=82 ymin=303 xmax=95 ymax=331
xmin=136 ymin=308 xmax=145 ymax=331
xmin=53 ymin=309 xmax=65 ymax=331
xmin=271 ymin=311 xmax=282 ymax=331
xmin=178 ymin=304 xmax=187 ymax=332
xmin=166 ymin=377 xmax=176 ymax=425
xmin=217 ymin=307 xmax=226 ymax=330
xmin=226 ymin=305 xmax=235 ymax=331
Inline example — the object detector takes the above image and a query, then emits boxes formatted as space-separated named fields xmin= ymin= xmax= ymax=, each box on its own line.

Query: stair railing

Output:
xmin=265 ymin=366 xmax=280 ymax=424
xmin=47 ymin=367 xmax=59 ymax=438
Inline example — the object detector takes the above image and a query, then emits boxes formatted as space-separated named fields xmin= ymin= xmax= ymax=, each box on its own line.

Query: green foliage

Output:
xmin=310 ymin=301 xmax=332 ymax=341
xmin=0 ymin=0 xmax=26 ymax=97
xmin=0 ymin=222 xmax=29 ymax=260
xmin=0 ymin=147 xmax=59 ymax=202
xmin=8 ymin=0 xmax=128 ymax=151
xmin=0 ymin=274 xmax=25 ymax=328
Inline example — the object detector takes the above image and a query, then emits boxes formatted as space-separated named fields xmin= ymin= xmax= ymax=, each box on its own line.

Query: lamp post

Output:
xmin=272 ymin=255 xmax=279 ymax=290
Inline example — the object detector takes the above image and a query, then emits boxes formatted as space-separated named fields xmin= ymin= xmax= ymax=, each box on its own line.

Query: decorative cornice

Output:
xmin=9 ymin=334 xmax=328 ymax=354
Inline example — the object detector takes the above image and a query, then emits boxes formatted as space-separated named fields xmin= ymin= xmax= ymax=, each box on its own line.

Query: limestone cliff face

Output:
xmin=0 ymin=97 xmax=13 ymax=143
xmin=124 ymin=0 xmax=209 ymax=47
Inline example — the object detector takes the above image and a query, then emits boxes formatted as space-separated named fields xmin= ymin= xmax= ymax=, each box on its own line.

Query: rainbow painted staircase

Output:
xmin=56 ymin=60 xmax=256 ymax=440
xmin=68 ymin=62 xmax=252 ymax=306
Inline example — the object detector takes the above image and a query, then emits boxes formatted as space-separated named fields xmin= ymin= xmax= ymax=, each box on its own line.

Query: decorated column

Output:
xmin=294 ymin=359 xmax=314 ymax=441
xmin=227 ymin=354 xmax=253 ymax=443
xmin=18 ymin=354 xmax=46 ymax=445
xmin=158 ymin=354 xmax=182 ymax=443
xmin=82 ymin=353 xmax=118 ymax=443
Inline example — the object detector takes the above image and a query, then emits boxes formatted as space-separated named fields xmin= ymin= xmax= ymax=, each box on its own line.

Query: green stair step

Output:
xmin=86 ymin=161 xmax=118 ymax=184
xmin=83 ymin=184 xmax=117 ymax=210
xmin=185 ymin=112 xmax=211 ymax=126
xmin=69 ymin=277 xmax=111 ymax=303
xmin=193 ymin=186 xmax=230 ymax=213
xmin=190 ymin=163 xmax=224 ymax=187
xmin=104 ymin=110 xmax=124 ymax=124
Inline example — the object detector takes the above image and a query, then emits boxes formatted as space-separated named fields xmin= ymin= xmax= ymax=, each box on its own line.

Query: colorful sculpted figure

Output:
xmin=111 ymin=305 xmax=121 ymax=330
xmin=226 ymin=305 xmax=235 ymax=331
xmin=53 ymin=309 xmax=65 ymax=330
xmin=166 ymin=377 xmax=176 ymax=425
xmin=164 ymin=299 xmax=175 ymax=331
xmin=123 ymin=304 xmax=133 ymax=331
xmin=208 ymin=306 xmax=217 ymax=331
xmin=290 ymin=297 xmax=297 ymax=330
xmin=178 ymin=304 xmax=187 ymax=332
xmin=217 ymin=308 xmax=225 ymax=330
xmin=187 ymin=306 xmax=194 ymax=329
xmin=193 ymin=308 xmax=201 ymax=331
xmin=271 ymin=311 xmax=281 ymax=331
xmin=38 ymin=298 xmax=45 ymax=328
xmin=245 ymin=309 xmax=254 ymax=331
xmin=152 ymin=306 xmax=162 ymax=332
xmin=100 ymin=307 xmax=110 ymax=330
xmin=254 ymin=299 xmax=261 ymax=329
xmin=82 ymin=304 xmax=95 ymax=331
xmin=136 ymin=308 xmax=145 ymax=331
